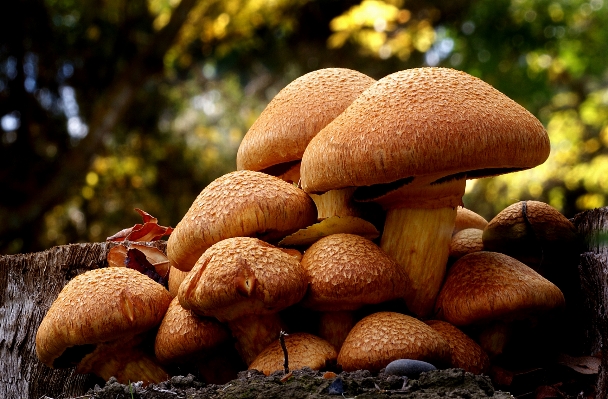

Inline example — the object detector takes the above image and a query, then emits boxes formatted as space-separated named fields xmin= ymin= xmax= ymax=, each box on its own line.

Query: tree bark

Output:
xmin=0 ymin=240 xmax=166 ymax=399
xmin=572 ymin=206 xmax=608 ymax=397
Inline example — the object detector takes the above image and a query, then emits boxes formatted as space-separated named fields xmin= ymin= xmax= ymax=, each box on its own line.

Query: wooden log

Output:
xmin=572 ymin=206 xmax=608 ymax=397
xmin=0 ymin=241 xmax=166 ymax=399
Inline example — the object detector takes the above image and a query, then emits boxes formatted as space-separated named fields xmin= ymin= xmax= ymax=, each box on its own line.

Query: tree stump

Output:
xmin=0 ymin=241 xmax=166 ymax=399
xmin=572 ymin=206 xmax=608 ymax=397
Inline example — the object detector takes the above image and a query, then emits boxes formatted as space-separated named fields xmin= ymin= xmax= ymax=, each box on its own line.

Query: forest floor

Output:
xmin=72 ymin=365 xmax=597 ymax=399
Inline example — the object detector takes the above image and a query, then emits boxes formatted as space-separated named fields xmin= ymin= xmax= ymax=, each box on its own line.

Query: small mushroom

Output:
xmin=299 ymin=233 xmax=408 ymax=351
xmin=449 ymin=228 xmax=484 ymax=261
xmin=154 ymin=297 xmax=244 ymax=384
xmin=434 ymin=251 xmax=565 ymax=358
xmin=337 ymin=311 xmax=450 ymax=373
xmin=167 ymin=170 xmax=317 ymax=272
xmin=425 ymin=320 xmax=490 ymax=375
xmin=36 ymin=267 xmax=172 ymax=385
xmin=178 ymin=237 xmax=308 ymax=365
xmin=453 ymin=206 xmax=488 ymax=235
xmin=301 ymin=67 xmax=550 ymax=318
xmin=236 ymin=68 xmax=376 ymax=219
xmin=248 ymin=332 xmax=337 ymax=376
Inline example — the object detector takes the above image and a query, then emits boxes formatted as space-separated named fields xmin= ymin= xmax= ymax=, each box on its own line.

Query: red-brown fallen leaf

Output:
xmin=534 ymin=385 xmax=564 ymax=399
xmin=106 ymin=208 xmax=173 ymax=242
xmin=107 ymin=244 xmax=170 ymax=280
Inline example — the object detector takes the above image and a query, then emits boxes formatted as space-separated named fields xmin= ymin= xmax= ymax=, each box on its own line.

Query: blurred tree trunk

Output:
xmin=0 ymin=241 xmax=166 ymax=398
xmin=0 ymin=0 xmax=198 ymax=254
xmin=572 ymin=206 xmax=608 ymax=397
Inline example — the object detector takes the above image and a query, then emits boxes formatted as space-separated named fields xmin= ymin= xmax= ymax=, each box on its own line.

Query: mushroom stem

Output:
xmin=309 ymin=188 xmax=362 ymax=220
xmin=318 ymin=311 xmax=356 ymax=352
xmin=380 ymin=207 xmax=457 ymax=318
xmin=477 ymin=321 xmax=513 ymax=358
xmin=228 ymin=313 xmax=286 ymax=366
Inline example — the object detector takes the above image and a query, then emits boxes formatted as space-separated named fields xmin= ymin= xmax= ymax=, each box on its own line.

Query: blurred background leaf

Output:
xmin=1 ymin=0 xmax=607 ymax=254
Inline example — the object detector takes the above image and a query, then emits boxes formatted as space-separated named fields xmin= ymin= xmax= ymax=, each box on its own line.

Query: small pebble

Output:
xmin=327 ymin=377 xmax=344 ymax=394
xmin=384 ymin=359 xmax=436 ymax=378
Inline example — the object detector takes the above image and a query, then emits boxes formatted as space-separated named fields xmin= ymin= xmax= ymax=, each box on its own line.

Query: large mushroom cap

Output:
xmin=178 ymin=237 xmax=308 ymax=322
xmin=36 ymin=267 xmax=172 ymax=368
xmin=248 ymin=333 xmax=337 ymax=376
xmin=300 ymin=67 xmax=549 ymax=196
xmin=300 ymin=233 xmax=407 ymax=311
xmin=167 ymin=170 xmax=317 ymax=272
xmin=237 ymin=68 xmax=376 ymax=174
xmin=337 ymin=312 xmax=449 ymax=373
xmin=434 ymin=251 xmax=565 ymax=326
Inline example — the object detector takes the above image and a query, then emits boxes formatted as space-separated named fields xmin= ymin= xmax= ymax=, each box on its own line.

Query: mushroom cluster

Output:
xmin=37 ymin=67 xmax=579 ymax=387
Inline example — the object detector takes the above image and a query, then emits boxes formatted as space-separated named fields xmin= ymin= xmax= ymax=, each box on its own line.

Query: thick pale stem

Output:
xmin=228 ymin=313 xmax=285 ymax=366
xmin=380 ymin=207 xmax=457 ymax=318
xmin=309 ymin=188 xmax=361 ymax=220
xmin=318 ymin=311 xmax=355 ymax=352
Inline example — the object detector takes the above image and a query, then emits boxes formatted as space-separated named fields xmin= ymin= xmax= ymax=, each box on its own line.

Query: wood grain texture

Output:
xmin=0 ymin=240 xmax=166 ymax=398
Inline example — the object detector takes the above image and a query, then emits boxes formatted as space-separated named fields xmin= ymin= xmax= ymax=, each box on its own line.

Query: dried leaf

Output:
xmin=107 ymin=245 xmax=129 ymax=267
xmin=125 ymin=248 xmax=168 ymax=288
xmin=278 ymin=216 xmax=379 ymax=247
xmin=107 ymin=209 xmax=173 ymax=242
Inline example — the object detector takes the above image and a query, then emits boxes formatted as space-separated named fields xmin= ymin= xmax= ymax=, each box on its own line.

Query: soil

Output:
xmin=76 ymin=368 xmax=514 ymax=399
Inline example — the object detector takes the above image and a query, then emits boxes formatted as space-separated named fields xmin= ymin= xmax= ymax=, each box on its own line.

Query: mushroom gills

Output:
xmin=52 ymin=344 xmax=96 ymax=368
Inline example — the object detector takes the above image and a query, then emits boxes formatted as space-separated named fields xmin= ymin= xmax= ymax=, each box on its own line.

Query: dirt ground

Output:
xmin=78 ymin=368 xmax=515 ymax=399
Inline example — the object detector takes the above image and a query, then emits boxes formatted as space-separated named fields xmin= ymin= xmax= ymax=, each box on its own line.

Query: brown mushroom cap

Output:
xmin=300 ymin=233 xmax=407 ymax=311
xmin=482 ymin=200 xmax=579 ymax=270
xmin=337 ymin=312 xmax=449 ymax=373
xmin=449 ymin=228 xmax=484 ymax=260
xmin=434 ymin=251 xmax=565 ymax=326
xmin=178 ymin=237 xmax=307 ymax=322
xmin=167 ymin=170 xmax=317 ymax=272
xmin=453 ymin=206 xmax=488 ymax=235
xmin=248 ymin=332 xmax=337 ymax=376
xmin=36 ymin=267 xmax=172 ymax=368
xmin=300 ymin=67 xmax=549 ymax=195
xmin=154 ymin=297 xmax=231 ymax=364
xmin=237 ymin=68 xmax=376 ymax=174
xmin=425 ymin=320 xmax=490 ymax=375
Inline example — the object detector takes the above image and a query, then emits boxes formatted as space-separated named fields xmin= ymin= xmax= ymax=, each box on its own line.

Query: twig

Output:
xmin=280 ymin=330 xmax=289 ymax=374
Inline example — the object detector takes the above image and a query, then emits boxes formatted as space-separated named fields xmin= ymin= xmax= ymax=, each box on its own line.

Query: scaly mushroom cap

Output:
xmin=434 ymin=251 xmax=565 ymax=326
xmin=453 ymin=206 xmax=488 ymax=235
xmin=482 ymin=200 xmax=579 ymax=269
xmin=237 ymin=68 xmax=376 ymax=174
xmin=167 ymin=170 xmax=317 ymax=272
xmin=154 ymin=297 xmax=231 ymax=364
xmin=300 ymin=233 xmax=407 ymax=311
xmin=36 ymin=267 xmax=172 ymax=368
xmin=248 ymin=333 xmax=337 ymax=376
xmin=425 ymin=320 xmax=490 ymax=375
xmin=300 ymin=67 xmax=549 ymax=199
xmin=178 ymin=237 xmax=308 ymax=322
xmin=449 ymin=228 xmax=484 ymax=260
xmin=337 ymin=312 xmax=449 ymax=373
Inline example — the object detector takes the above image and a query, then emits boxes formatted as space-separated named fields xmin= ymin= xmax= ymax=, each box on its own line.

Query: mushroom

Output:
xmin=36 ymin=267 xmax=172 ymax=385
xmin=178 ymin=237 xmax=308 ymax=365
xmin=300 ymin=67 xmax=550 ymax=317
xmin=449 ymin=228 xmax=484 ymax=261
xmin=337 ymin=311 xmax=450 ymax=373
xmin=167 ymin=170 xmax=317 ymax=272
xmin=434 ymin=251 xmax=565 ymax=358
xmin=236 ymin=68 xmax=376 ymax=219
xmin=248 ymin=332 xmax=337 ymax=376
xmin=453 ymin=206 xmax=488 ymax=235
xmin=299 ymin=233 xmax=408 ymax=351
xmin=482 ymin=200 xmax=580 ymax=277
xmin=425 ymin=320 xmax=490 ymax=375
xmin=155 ymin=297 xmax=243 ymax=384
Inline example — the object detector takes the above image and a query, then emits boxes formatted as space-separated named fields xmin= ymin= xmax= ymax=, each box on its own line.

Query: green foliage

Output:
xmin=1 ymin=0 xmax=607 ymax=253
